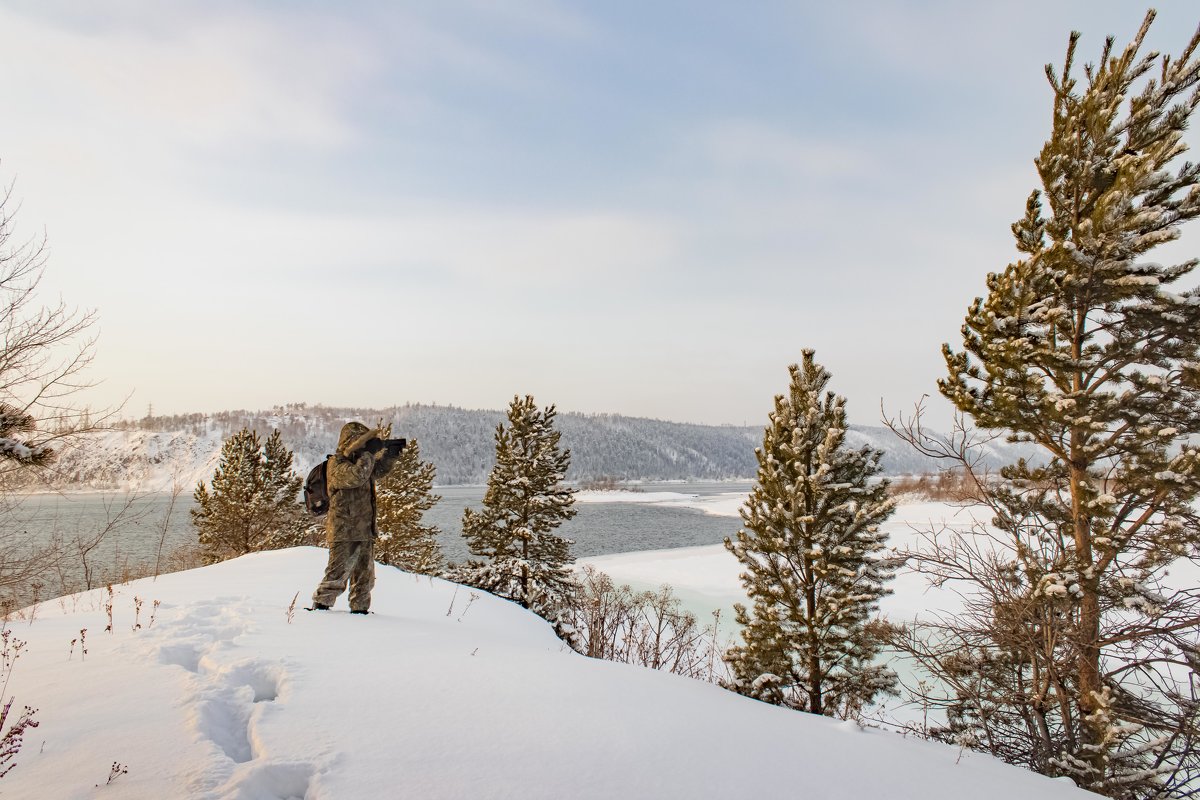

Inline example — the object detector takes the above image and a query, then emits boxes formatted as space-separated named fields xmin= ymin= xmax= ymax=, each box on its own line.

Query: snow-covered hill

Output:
xmin=42 ymin=427 xmax=229 ymax=492
xmin=6 ymin=549 xmax=1094 ymax=799
xmin=36 ymin=405 xmax=1037 ymax=490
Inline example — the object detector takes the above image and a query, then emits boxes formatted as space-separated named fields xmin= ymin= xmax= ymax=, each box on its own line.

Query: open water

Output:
xmin=428 ymin=483 xmax=748 ymax=563
xmin=16 ymin=482 xmax=751 ymax=591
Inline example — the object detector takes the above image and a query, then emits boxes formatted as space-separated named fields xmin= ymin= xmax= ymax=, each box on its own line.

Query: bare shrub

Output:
xmin=567 ymin=565 xmax=728 ymax=683
xmin=578 ymin=476 xmax=641 ymax=492
xmin=888 ymin=470 xmax=977 ymax=502
xmin=0 ymin=627 xmax=37 ymax=780
xmin=98 ymin=762 xmax=127 ymax=787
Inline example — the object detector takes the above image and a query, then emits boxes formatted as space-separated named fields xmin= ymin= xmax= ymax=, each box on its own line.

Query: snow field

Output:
xmin=577 ymin=497 xmax=991 ymax=622
xmin=6 ymin=547 xmax=1095 ymax=799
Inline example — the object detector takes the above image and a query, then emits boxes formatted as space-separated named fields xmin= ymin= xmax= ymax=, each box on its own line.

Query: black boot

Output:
xmin=308 ymin=603 xmax=331 ymax=611
xmin=350 ymin=609 xmax=369 ymax=615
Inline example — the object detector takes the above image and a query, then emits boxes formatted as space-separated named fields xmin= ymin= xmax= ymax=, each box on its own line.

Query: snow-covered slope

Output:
xmin=43 ymin=428 xmax=228 ymax=492
xmin=7 ymin=549 xmax=1094 ymax=799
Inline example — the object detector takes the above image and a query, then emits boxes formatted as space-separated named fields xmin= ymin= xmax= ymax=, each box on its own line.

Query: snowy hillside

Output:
xmin=6 ymin=549 xmax=1095 ymax=799
xmin=41 ymin=427 xmax=229 ymax=492
xmin=36 ymin=405 xmax=1036 ymax=491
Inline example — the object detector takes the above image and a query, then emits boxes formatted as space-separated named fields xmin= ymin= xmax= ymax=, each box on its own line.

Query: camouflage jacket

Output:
xmin=326 ymin=422 xmax=399 ymax=543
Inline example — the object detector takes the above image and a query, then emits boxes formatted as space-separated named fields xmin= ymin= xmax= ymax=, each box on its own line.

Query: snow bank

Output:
xmin=575 ymin=489 xmax=746 ymax=518
xmin=575 ymin=490 xmax=702 ymax=504
xmin=6 ymin=548 xmax=1092 ymax=799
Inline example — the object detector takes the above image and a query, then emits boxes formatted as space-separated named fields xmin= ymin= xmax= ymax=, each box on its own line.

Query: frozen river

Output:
xmin=15 ymin=482 xmax=754 ymax=591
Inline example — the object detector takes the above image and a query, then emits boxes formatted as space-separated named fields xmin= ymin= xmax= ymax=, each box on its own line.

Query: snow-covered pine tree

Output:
xmin=921 ymin=11 xmax=1200 ymax=796
xmin=725 ymin=351 xmax=897 ymax=719
xmin=453 ymin=396 xmax=577 ymax=623
xmin=191 ymin=428 xmax=309 ymax=564
xmin=375 ymin=438 xmax=444 ymax=575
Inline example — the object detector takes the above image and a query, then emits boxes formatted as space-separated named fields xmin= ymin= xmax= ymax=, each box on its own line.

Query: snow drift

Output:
xmin=6 ymin=549 xmax=1094 ymax=799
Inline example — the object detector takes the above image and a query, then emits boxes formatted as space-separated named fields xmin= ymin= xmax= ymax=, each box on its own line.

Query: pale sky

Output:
xmin=2 ymin=1 xmax=1198 ymax=426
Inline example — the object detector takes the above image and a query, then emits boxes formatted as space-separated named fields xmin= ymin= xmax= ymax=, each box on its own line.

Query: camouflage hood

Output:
xmin=337 ymin=422 xmax=376 ymax=456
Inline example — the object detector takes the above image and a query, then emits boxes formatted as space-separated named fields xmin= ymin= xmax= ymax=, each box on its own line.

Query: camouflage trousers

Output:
xmin=312 ymin=540 xmax=376 ymax=612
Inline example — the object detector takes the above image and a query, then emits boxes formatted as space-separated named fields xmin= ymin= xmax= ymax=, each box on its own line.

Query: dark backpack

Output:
xmin=304 ymin=456 xmax=332 ymax=515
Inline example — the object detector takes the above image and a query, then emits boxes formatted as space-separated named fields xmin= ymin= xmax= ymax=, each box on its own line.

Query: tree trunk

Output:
xmin=808 ymin=634 xmax=822 ymax=714
xmin=521 ymin=535 xmax=529 ymax=608
xmin=803 ymin=452 xmax=822 ymax=715
xmin=1070 ymin=431 xmax=1104 ymax=772
xmin=1068 ymin=310 xmax=1104 ymax=772
xmin=806 ymin=559 xmax=822 ymax=715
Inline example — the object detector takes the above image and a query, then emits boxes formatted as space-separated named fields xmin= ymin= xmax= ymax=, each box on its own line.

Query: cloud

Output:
xmin=694 ymin=120 xmax=874 ymax=181
xmin=388 ymin=209 xmax=677 ymax=282
xmin=143 ymin=202 xmax=679 ymax=287
xmin=0 ymin=5 xmax=377 ymax=153
xmin=457 ymin=0 xmax=597 ymax=41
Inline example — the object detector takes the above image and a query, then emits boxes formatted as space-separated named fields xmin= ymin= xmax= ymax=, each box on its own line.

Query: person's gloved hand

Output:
xmin=347 ymin=427 xmax=384 ymax=455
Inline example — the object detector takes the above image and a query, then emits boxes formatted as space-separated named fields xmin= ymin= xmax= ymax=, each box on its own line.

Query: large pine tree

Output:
xmin=725 ymin=351 xmax=897 ymax=719
xmin=191 ymin=428 xmax=308 ymax=564
xmin=375 ymin=438 xmax=444 ymax=575
xmin=927 ymin=11 xmax=1200 ymax=795
xmin=454 ymin=395 xmax=577 ymax=612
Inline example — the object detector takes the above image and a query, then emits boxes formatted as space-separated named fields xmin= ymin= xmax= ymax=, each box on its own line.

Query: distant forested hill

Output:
xmin=35 ymin=403 xmax=1033 ymax=491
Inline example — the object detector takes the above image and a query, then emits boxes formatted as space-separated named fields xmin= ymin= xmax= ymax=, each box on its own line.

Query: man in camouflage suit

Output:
xmin=311 ymin=421 xmax=403 ymax=614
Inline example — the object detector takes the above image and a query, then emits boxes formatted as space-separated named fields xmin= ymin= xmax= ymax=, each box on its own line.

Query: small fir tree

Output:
xmin=375 ymin=438 xmax=444 ymax=575
xmin=191 ymin=428 xmax=308 ymax=564
xmin=725 ymin=351 xmax=897 ymax=719
xmin=453 ymin=396 xmax=577 ymax=618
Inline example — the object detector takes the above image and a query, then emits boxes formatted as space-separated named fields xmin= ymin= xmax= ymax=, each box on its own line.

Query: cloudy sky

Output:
xmin=2 ymin=1 xmax=1198 ymax=427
